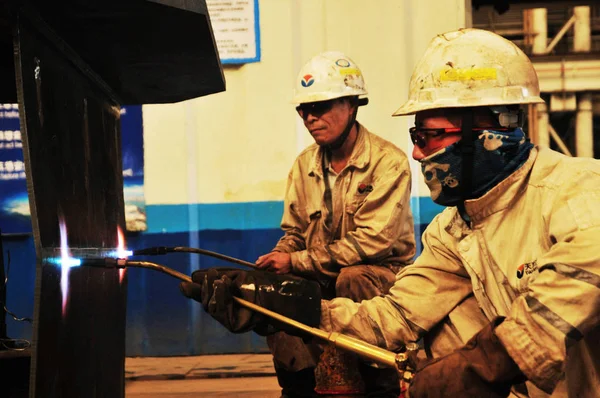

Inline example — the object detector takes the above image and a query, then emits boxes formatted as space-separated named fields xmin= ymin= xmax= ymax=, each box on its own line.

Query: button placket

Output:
xmin=457 ymin=233 xmax=498 ymax=319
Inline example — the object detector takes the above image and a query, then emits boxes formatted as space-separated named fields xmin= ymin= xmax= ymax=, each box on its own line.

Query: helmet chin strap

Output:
xmin=324 ymin=100 xmax=359 ymax=151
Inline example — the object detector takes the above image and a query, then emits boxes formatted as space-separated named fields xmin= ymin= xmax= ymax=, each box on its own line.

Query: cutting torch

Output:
xmin=80 ymin=255 xmax=419 ymax=384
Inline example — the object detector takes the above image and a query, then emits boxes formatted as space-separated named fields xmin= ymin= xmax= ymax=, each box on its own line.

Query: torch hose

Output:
xmin=172 ymin=247 xmax=258 ymax=269
xmin=131 ymin=246 xmax=258 ymax=269
xmin=123 ymin=260 xmax=409 ymax=370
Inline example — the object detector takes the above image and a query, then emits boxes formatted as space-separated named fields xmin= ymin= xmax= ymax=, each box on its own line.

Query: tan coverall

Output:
xmin=270 ymin=123 xmax=416 ymax=371
xmin=321 ymin=146 xmax=600 ymax=397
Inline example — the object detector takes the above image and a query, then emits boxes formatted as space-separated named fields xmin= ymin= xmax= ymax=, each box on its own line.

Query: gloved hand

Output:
xmin=409 ymin=317 xmax=526 ymax=398
xmin=180 ymin=268 xmax=322 ymax=335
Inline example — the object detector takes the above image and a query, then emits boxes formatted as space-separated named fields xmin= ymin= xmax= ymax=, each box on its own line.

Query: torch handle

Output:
xmin=233 ymin=296 xmax=400 ymax=368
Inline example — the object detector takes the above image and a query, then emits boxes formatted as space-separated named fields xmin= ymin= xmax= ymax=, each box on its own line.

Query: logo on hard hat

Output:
xmin=301 ymin=74 xmax=315 ymax=87
xmin=335 ymin=59 xmax=351 ymax=67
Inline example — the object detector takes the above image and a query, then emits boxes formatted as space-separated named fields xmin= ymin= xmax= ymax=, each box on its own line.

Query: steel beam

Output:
xmin=14 ymin=8 xmax=126 ymax=397
xmin=533 ymin=58 xmax=600 ymax=93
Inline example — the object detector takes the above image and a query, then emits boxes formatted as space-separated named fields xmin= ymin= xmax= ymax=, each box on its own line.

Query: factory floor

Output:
xmin=125 ymin=353 xmax=281 ymax=397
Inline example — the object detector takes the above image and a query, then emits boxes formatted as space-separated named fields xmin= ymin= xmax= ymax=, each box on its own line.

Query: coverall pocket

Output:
xmin=345 ymin=194 xmax=368 ymax=215
xmin=344 ymin=201 xmax=362 ymax=232
xmin=303 ymin=208 xmax=323 ymax=246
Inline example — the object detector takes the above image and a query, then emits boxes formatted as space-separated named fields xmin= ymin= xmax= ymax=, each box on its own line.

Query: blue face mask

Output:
xmin=420 ymin=128 xmax=533 ymax=207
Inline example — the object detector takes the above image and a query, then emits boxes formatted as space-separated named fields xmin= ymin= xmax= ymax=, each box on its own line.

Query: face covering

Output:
xmin=420 ymin=127 xmax=533 ymax=207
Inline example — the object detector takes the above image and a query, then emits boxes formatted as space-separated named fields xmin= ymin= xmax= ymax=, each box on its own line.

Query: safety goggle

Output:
xmin=409 ymin=127 xmax=508 ymax=148
xmin=296 ymin=99 xmax=339 ymax=119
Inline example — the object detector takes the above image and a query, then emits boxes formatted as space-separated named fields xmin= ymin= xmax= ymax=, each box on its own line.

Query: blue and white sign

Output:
xmin=121 ymin=106 xmax=147 ymax=232
xmin=207 ymin=0 xmax=261 ymax=64
xmin=0 ymin=104 xmax=29 ymax=234
xmin=0 ymin=104 xmax=147 ymax=234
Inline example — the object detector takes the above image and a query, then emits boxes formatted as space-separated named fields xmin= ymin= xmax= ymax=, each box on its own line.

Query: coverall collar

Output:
xmin=464 ymin=147 xmax=539 ymax=225
xmin=308 ymin=122 xmax=371 ymax=178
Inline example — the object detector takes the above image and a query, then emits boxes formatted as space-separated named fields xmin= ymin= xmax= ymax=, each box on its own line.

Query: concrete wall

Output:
xmin=144 ymin=0 xmax=471 ymax=209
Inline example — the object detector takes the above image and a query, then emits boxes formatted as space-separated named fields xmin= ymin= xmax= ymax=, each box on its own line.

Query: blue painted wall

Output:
xmin=3 ymin=198 xmax=444 ymax=356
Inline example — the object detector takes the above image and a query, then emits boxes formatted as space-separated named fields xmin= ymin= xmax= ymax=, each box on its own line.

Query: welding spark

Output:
xmin=59 ymin=218 xmax=78 ymax=315
xmin=52 ymin=224 xmax=130 ymax=291
xmin=116 ymin=226 xmax=128 ymax=283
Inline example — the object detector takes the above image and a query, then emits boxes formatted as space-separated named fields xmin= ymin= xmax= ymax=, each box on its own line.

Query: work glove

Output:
xmin=409 ymin=317 xmax=526 ymax=398
xmin=180 ymin=268 xmax=322 ymax=335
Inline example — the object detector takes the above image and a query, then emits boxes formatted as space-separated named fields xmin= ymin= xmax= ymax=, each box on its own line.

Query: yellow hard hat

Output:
xmin=393 ymin=28 xmax=544 ymax=116
xmin=293 ymin=51 xmax=368 ymax=104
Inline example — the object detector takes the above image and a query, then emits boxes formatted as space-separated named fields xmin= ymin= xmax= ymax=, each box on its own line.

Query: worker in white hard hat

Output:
xmin=251 ymin=51 xmax=416 ymax=397
xmin=183 ymin=29 xmax=600 ymax=397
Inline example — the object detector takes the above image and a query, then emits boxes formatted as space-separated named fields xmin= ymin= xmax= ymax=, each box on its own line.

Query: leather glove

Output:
xmin=409 ymin=317 xmax=526 ymax=398
xmin=180 ymin=268 xmax=322 ymax=335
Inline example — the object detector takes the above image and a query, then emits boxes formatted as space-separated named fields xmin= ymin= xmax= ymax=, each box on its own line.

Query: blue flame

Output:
xmin=108 ymin=249 xmax=133 ymax=258
xmin=47 ymin=257 xmax=82 ymax=267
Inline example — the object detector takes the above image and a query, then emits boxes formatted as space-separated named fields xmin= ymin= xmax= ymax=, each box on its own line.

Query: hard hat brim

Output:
xmin=392 ymin=96 xmax=545 ymax=116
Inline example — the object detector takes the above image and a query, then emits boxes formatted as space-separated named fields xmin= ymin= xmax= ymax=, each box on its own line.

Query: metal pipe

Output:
xmin=118 ymin=260 xmax=411 ymax=370
xmin=576 ymin=93 xmax=594 ymax=157
xmin=573 ymin=6 xmax=591 ymax=53
xmin=536 ymin=102 xmax=550 ymax=148
xmin=544 ymin=14 xmax=576 ymax=55
xmin=530 ymin=8 xmax=548 ymax=56
xmin=549 ymin=124 xmax=573 ymax=156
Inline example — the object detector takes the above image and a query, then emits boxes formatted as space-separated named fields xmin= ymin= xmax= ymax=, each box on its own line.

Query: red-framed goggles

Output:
xmin=409 ymin=127 xmax=508 ymax=148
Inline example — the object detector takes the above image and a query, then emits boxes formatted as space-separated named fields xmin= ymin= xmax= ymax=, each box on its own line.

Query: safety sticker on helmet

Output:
xmin=440 ymin=68 xmax=497 ymax=81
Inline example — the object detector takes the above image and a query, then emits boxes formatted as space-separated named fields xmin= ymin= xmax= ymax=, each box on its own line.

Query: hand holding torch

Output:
xmin=80 ymin=256 xmax=419 ymax=380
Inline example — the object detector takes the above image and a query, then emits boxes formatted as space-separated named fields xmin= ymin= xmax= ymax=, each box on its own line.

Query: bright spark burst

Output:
xmin=59 ymin=218 xmax=78 ymax=315
xmin=55 ymin=223 xmax=130 ymax=299
xmin=116 ymin=226 xmax=128 ymax=283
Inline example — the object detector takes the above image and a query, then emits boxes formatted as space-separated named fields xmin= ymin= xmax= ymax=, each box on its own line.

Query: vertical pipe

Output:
xmin=463 ymin=0 xmax=473 ymax=28
xmin=573 ymin=6 xmax=591 ymax=53
xmin=530 ymin=8 xmax=548 ymax=55
xmin=185 ymin=101 xmax=200 ymax=354
xmin=291 ymin=0 xmax=313 ymax=155
xmin=576 ymin=93 xmax=593 ymax=157
xmin=528 ymin=104 xmax=538 ymax=143
xmin=536 ymin=102 xmax=550 ymax=148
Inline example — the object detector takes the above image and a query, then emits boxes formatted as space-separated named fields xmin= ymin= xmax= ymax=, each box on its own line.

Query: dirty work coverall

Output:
xmin=321 ymin=146 xmax=600 ymax=397
xmin=269 ymin=123 xmax=416 ymax=372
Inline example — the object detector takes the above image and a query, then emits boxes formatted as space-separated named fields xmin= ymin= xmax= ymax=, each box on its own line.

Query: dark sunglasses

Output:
xmin=409 ymin=127 xmax=508 ymax=148
xmin=296 ymin=99 xmax=339 ymax=119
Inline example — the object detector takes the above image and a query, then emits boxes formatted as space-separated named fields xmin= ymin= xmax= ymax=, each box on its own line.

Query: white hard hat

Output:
xmin=292 ymin=51 xmax=368 ymax=104
xmin=393 ymin=28 xmax=544 ymax=116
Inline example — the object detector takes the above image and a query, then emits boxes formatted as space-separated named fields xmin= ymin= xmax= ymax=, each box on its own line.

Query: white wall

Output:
xmin=143 ymin=0 xmax=470 ymax=206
